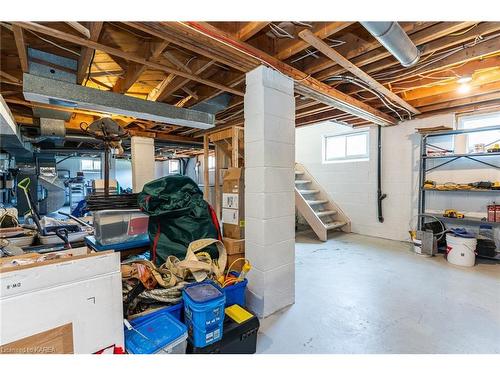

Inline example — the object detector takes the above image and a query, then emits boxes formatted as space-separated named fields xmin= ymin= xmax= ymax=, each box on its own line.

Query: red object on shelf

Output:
xmin=488 ymin=205 xmax=496 ymax=222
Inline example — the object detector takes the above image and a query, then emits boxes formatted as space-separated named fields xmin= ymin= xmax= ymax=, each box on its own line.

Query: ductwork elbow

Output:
xmin=361 ymin=22 xmax=420 ymax=67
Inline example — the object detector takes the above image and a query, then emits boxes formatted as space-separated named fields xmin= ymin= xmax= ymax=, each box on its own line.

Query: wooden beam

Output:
xmin=235 ymin=22 xmax=270 ymax=41
xmin=65 ymin=22 xmax=90 ymax=38
xmin=77 ymin=22 xmax=103 ymax=84
xmin=421 ymin=91 xmax=500 ymax=114
xmin=298 ymin=29 xmax=420 ymax=114
xmin=313 ymin=22 xmax=477 ymax=81
xmin=14 ymin=22 xmax=244 ymax=97
xmin=180 ymin=22 xmax=396 ymax=125
xmin=12 ymin=25 xmax=29 ymax=73
xmin=128 ymin=129 xmax=201 ymax=144
xmin=408 ymin=80 xmax=500 ymax=108
xmin=0 ymin=71 xmax=23 ymax=85
xmin=303 ymin=22 xmax=433 ymax=76
xmin=112 ymin=40 xmax=169 ymax=93
xmin=275 ymin=22 xmax=354 ymax=61
xmin=151 ymin=60 xmax=215 ymax=102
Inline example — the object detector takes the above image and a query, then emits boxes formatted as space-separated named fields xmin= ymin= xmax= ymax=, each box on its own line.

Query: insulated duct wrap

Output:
xmin=361 ymin=22 xmax=420 ymax=67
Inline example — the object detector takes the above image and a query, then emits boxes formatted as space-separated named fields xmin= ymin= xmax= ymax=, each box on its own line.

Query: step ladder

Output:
xmin=295 ymin=162 xmax=351 ymax=241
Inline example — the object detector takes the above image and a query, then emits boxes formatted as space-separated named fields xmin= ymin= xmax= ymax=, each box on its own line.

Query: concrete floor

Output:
xmin=257 ymin=231 xmax=500 ymax=354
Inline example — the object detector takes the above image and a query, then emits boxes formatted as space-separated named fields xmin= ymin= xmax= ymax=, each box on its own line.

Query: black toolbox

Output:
xmin=187 ymin=314 xmax=260 ymax=354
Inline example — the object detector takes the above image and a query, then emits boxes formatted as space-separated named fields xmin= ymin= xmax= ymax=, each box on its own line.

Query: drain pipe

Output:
xmin=377 ymin=125 xmax=387 ymax=223
xmin=361 ymin=22 xmax=420 ymax=67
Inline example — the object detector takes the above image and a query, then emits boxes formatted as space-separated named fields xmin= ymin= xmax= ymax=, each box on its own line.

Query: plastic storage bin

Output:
xmin=223 ymin=272 xmax=247 ymax=307
xmin=131 ymin=302 xmax=184 ymax=326
xmin=125 ymin=311 xmax=187 ymax=354
xmin=93 ymin=209 xmax=149 ymax=246
xmin=183 ymin=281 xmax=225 ymax=348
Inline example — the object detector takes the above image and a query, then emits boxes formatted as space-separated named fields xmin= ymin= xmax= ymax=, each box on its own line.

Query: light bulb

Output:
xmin=457 ymin=75 xmax=472 ymax=84
xmin=458 ymin=84 xmax=471 ymax=94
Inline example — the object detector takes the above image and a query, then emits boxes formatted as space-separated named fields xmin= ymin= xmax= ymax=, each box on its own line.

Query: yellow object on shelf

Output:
xmin=225 ymin=304 xmax=254 ymax=324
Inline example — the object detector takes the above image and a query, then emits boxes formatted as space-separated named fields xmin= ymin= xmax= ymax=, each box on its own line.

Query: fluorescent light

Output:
xmin=457 ymin=75 xmax=472 ymax=84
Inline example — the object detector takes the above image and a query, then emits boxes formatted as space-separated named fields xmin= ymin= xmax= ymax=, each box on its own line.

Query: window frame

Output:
xmin=208 ymin=155 xmax=216 ymax=170
xmin=168 ymin=159 xmax=180 ymax=174
xmin=457 ymin=111 xmax=500 ymax=151
xmin=80 ymin=158 xmax=101 ymax=172
xmin=322 ymin=130 xmax=370 ymax=163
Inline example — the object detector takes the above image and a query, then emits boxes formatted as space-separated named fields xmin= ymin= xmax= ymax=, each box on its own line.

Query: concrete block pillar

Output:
xmin=131 ymin=136 xmax=155 ymax=193
xmin=244 ymin=66 xmax=296 ymax=318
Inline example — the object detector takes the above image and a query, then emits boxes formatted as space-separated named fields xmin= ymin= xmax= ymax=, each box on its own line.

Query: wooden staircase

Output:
xmin=295 ymin=162 xmax=351 ymax=241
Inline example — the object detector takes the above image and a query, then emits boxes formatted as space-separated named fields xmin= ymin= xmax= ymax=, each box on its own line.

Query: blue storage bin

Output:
xmin=223 ymin=272 xmax=248 ymax=307
xmin=125 ymin=311 xmax=188 ymax=354
xmin=183 ymin=281 xmax=225 ymax=348
xmin=130 ymin=302 xmax=184 ymax=326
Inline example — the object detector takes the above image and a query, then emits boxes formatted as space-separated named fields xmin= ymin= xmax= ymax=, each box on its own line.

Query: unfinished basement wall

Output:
xmin=296 ymin=112 xmax=500 ymax=243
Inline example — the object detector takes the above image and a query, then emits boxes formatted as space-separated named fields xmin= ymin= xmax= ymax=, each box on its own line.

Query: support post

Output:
xmin=244 ymin=66 xmax=296 ymax=318
xmin=203 ymin=134 xmax=209 ymax=201
xmin=131 ymin=136 xmax=155 ymax=193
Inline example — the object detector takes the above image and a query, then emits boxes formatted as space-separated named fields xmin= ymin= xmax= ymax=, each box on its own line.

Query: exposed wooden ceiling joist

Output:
xmin=298 ymin=29 xmax=420 ymax=115
xmin=13 ymin=22 xmax=245 ymax=97
xmin=77 ymin=22 xmax=104 ymax=84
xmin=178 ymin=22 xmax=396 ymax=125
xmin=235 ymin=22 xmax=270 ymax=41
xmin=274 ymin=22 xmax=354 ymax=61
xmin=12 ymin=25 xmax=29 ymax=73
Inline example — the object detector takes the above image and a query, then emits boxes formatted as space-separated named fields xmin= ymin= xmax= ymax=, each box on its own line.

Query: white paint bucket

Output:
xmin=446 ymin=233 xmax=477 ymax=267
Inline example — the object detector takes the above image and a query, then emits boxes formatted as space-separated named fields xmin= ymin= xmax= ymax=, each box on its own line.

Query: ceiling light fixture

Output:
xmin=458 ymin=84 xmax=471 ymax=94
xmin=457 ymin=75 xmax=472 ymax=84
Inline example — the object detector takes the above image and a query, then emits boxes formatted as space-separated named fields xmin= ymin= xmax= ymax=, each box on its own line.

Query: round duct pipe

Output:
xmin=360 ymin=22 xmax=420 ymax=67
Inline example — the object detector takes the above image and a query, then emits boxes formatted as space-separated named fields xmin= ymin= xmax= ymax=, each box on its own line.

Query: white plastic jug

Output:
xmin=446 ymin=233 xmax=477 ymax=267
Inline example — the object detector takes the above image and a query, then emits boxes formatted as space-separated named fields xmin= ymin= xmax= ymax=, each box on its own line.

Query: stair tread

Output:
xmin=316 ymin=210 xmax=337 ymax=217
xmin=295 ymin=171 xmax=304 ymax=175
xmin=324 ymin=221 xmax=347 ymax=230
xmin=298 ymin=189 xmax=319 ymax=194
xmin=295 ymin=179 xmax=311 ymax=184
xmin=306 ymin=199 xmax=328 ymax=205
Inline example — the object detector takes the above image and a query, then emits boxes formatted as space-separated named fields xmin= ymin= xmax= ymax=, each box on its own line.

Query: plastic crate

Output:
xmin=223 ymin=272 xmax=247 ymax=307
xmin=183 ymin=281 xmax=225 ymax=348
xmin=130 ymin=302 xmax=184 ymax=326
xmin=125 ymin=311 xmax=188 ymax=354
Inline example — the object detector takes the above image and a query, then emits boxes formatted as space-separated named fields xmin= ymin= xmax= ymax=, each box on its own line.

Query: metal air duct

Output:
xmin=360 ymin=22 xmax=420 ymax=67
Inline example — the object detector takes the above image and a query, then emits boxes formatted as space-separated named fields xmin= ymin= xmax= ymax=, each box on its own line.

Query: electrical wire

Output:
xmin=25 ymin=29 xmax=81 ymax=56
xmin=448 ymin=23 xmax=479 ymax=36
xmin=83 ymin=50 xmax=96 ymax=86
xmin=269 ymin=23 xmax=295 ymax=39
xmin=326 ymin=75 xmax=411 ymax=120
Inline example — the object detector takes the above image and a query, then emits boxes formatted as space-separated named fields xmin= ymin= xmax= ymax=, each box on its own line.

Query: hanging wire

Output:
xmin=25 ymin=29 xmax=81 ymax=56
xmin=269 ymin=23 xmax=295 ymax=39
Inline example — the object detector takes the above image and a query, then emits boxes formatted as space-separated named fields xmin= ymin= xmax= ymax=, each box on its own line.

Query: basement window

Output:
xmin=168 ymin=159 xmax=180 ymax=174
xmin=457 ymin=112 xmax=500 ymax=152
xmin=323 ymin=131 xmax=369 ymax=163
xmin=208 ymin=155 xmax=216 ymax=170
xmin=81 ymin=159 xmax=101 ymax=171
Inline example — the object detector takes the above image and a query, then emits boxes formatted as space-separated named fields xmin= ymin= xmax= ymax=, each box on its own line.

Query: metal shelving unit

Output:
xmin=417 ymin=125 xmax=500 ymax=231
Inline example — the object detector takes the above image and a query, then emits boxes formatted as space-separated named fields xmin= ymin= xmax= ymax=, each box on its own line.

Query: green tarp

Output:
xmin=138 ymin=175 xmax=219 ymax=265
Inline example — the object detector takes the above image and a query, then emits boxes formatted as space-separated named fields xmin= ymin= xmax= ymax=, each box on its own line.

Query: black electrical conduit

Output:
xmin=377 ymin=125 xmax=387 ymax=223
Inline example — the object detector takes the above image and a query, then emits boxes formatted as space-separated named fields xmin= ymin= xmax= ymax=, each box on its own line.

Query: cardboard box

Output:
xmin=0 ymin=250 xmax=124 ymax=353
xmin=222 ymin=168 xmax=245 ymax=239
xmin=223 ymin=237 xmax=245 ymax=255
xmin=227 ymin=253 xmax=246 ymax=273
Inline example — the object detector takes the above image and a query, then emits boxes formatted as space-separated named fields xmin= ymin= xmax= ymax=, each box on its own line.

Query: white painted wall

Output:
xmin=296 ymin=112 xmax=500 ymax=244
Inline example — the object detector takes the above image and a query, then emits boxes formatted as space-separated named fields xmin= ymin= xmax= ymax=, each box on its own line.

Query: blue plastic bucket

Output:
xmin=223 ymin=272 xmax=247 ymax=307
xmin=183 ymin=281 xmax=225 ymax=348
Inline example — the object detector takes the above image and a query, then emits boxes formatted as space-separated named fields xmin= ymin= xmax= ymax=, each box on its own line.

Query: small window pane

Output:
xmin=325 ymin=136 xmax=345 ymax=160
xmin=81 ymin=160 xmax=93 ymax=170
xmin=346 ymin=133 xmax=367 ymax=156
xmin=93 ymin=160 xmax=101 ymax=170
xmin=169 ymin=160 xmax=180 ymax=174
xmin=208 ymin=155 xmax=215 ymax=170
